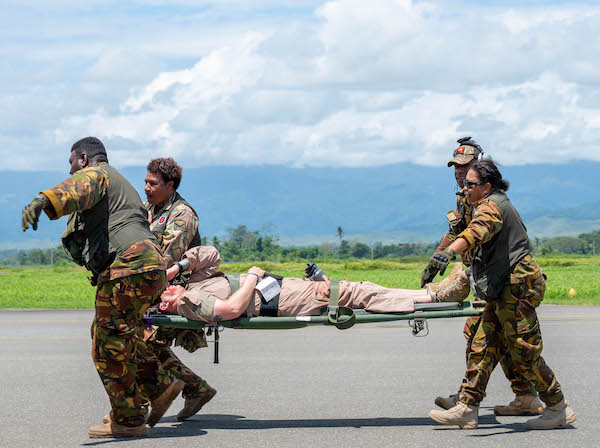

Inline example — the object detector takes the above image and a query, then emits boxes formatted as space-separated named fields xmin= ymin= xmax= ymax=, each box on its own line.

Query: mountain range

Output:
xmin=2 ymin=161 xmax=599 ymax=249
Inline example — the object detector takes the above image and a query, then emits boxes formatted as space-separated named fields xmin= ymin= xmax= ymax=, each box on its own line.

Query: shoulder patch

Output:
xmin=446 ymin=210 xmax=460 ymax=226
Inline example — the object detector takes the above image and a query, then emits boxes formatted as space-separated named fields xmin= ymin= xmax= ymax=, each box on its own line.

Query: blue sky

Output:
xmin=2 ymin=0 xmax=600 ymax=172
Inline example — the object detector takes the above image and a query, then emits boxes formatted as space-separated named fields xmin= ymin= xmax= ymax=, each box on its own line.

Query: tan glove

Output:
xmin=22 ymin=195 xmax=47 ymax=231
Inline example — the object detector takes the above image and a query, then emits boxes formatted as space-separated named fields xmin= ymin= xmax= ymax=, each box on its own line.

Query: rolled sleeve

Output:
xmin=41 ymin=166 xmax=109 ymax=219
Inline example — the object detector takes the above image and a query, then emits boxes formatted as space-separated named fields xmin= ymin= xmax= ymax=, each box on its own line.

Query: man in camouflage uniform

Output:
xmin=21 ymin=137 xmax=184 ymax=438
xmin=422 ymin=137 xmax=543 ymax=416
xmin=143 ymin=157 xmax=216 ymax=422
xmin=427 ymin=159 xmax=575 ymax=430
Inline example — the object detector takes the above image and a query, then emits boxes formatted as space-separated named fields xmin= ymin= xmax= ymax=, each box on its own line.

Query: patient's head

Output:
xmin=162 ymin=284 xmax=185 ymax=300
xmin=160 ymin=285 xmax=187 ymax=313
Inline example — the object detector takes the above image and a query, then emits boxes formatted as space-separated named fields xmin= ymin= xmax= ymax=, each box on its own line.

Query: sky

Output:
xmin=2 ymin=0 xmax=600 ymax=172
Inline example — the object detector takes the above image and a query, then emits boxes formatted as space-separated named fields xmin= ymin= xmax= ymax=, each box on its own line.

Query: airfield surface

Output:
xmin=0 ymin=306 xmax=595 ymax=448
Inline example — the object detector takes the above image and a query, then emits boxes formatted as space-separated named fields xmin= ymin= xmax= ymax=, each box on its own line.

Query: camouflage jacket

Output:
xmin=436 ymin=193 xmax=475 ymax=266
xmin=146 ymin=193 xmax=199 ymax=267
xmin=456 ymin=197 xmax=541 ymax=283
xmin=42 ymin=163 xmax=165 ymax=283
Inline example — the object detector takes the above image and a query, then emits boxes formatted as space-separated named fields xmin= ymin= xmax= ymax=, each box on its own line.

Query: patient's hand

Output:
xmin=248 ymin=266 xmax=265 ymax=278
xmin=167 ymin=264 xmax=180 ymax=281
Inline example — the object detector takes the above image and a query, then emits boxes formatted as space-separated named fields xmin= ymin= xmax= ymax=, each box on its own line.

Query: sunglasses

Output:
xmin=463 ymin=180 xmax=485 ymax=189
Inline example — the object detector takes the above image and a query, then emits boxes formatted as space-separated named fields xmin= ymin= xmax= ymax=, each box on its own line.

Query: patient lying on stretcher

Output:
xmin=159 ymin=246 xmax=470 ymax=322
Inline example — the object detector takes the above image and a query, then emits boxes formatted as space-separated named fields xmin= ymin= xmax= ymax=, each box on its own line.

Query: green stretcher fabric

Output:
xmin=149 ymin=302 xmax=483 ymax=330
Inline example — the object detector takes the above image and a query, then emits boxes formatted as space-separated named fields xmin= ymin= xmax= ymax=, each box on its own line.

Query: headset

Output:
xmin=454 ymin=136 xmax=488 ymax=197
xmin=456 ymin=136 xmax=484 ymax=161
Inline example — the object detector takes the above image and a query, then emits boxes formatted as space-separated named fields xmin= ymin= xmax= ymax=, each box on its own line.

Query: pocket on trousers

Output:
xmin=112 ymin=277 xmax=138 ymax=315
xmin=509 ymin=287 xmax=542 ymax=363
xmin=510 ymin=285 xmax=539 ymax=329
xmin=94 ymin=327 xmax=136 ymax=362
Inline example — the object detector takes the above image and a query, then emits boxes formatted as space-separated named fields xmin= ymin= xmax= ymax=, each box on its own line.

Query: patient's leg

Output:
xmin=339 ymin=281 xmax=431 ymax=313
xmin=339 ymin=263 xmax=469 ymax=313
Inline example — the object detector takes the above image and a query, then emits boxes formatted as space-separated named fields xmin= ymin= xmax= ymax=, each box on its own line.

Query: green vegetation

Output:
xmin=4 ymin=226 xmax=600 ymax=268
xmin=2 ymin=255 xmax=599 ymax=309
xmin=1 ymin=265 xmax=94 ymax=308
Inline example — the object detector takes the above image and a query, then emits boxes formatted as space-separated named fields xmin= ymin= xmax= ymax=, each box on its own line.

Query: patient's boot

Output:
xmin=428 ymin=401 xmax=479 ymax=429
xmin=427 ymin=263 xmax=470 ymax=303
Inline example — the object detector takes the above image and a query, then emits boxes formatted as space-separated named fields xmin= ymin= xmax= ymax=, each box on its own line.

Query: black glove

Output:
xmin=429 ymin=247 xmax=456 ymax=276
xmin=22 ymin=195 xmax=46 ymax=231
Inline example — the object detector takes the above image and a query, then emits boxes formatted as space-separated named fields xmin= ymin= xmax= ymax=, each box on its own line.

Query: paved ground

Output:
xmin=0 ymin=305 xmax=595 ymax=448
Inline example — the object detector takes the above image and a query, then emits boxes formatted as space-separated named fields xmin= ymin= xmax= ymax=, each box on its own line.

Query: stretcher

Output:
xmin=146 ymin=301 xmax=484 ymax=363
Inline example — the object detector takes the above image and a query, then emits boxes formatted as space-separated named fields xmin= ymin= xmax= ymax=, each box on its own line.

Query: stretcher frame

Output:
xmin=147 ymin=301 xmax=484 ymax=363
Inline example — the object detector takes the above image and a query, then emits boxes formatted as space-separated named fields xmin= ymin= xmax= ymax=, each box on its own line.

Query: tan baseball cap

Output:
xmin=448 ymin=137 xmax=483 ymax=166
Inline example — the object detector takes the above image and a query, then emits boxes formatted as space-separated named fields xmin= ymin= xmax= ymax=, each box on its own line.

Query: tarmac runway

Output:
xmin=0 ymin=305 xmax=595 ymax=448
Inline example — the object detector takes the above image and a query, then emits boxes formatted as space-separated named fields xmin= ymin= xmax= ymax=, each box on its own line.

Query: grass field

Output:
xmin=1 ymin=256 xmax=599 ymax=308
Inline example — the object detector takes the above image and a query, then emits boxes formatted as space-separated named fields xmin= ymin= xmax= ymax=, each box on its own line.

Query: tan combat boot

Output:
xmin=88 ymin=422 xmax=147 ymax=438
xmin=103 ymin=406 xmax=149 ymax=424
xmin=147 ymin=379 xmax=185 ymax=427
xmin=427 ymin=263 xmax=470 ymax=303
xmin=525 ymin=400 xmax=576 ymax=430
xmin=428 ymin=401 xmax=479 ymax=429
xmin=434 ymin=393 xmax=459 ymax=410
xmin=177 ymin=385 xmax=217 ymax=421
xmin=494 ymin=394 xmax=544 ymax=416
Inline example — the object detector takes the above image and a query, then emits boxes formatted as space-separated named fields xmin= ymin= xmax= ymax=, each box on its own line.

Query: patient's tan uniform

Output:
xmin=176 ymin=246 xmax=429 ymax=321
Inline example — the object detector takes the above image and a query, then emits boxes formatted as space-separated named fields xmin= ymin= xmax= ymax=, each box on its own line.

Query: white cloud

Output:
xmin=3 ymin=0 xmax=600 ymax=170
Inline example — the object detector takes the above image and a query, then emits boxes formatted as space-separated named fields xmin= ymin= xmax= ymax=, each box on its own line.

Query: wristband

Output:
xmin=174 ymin=258 xmax=190 ymax=273
xmin=35 ymin=194 xmax=47 ymax=208
xmin=247 ymin=272 xmax=261 ymax=281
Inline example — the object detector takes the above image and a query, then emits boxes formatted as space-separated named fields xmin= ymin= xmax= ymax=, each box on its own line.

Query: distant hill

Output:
xmin=2 ymin=161 xmax=599 ymax=249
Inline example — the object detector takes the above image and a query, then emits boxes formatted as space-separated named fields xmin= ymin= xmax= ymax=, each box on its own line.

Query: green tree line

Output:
xmin=2 ymin=227 xmax=600 ymax=266
xmin=0 ymin=246 xmax=71 ymax=267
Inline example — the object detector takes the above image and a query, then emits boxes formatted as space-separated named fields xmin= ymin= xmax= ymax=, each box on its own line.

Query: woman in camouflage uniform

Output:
xmin=426 ymin=160 xmax=575 ymax=430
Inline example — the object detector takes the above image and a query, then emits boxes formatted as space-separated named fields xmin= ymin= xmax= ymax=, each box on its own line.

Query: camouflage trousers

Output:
xmin=148 ymin=327 xmax=209 ymax=399
xmin=92 ymin=270 xmax=174 ymax=426
xmin=462 ymin=314 xmax=536 ymax=396
xmin=459 ymin=274 xmax=563 ymax=407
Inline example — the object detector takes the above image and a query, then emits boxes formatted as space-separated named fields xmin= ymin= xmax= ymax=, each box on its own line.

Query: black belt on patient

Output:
xmin=259 ymin=273 xmax=282 ymax=317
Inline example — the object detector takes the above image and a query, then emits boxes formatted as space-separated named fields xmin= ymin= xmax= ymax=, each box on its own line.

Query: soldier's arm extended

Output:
xmin=161 ymin=206 xmax=199 ymax=267
xmin=454 ymin=200 xmax=503 ymax=251
xmin=40 ymin=166 xmax=109 ymax=220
